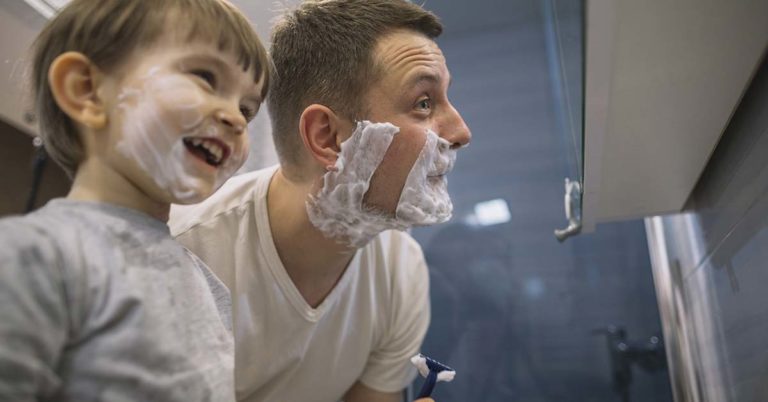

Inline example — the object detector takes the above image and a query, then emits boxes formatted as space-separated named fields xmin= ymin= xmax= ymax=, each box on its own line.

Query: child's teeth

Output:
xmin=211 ymin=146 xmax=222 ymax=161
xmin=192 ymin=138 xmax=203 ymax=146
xmin=200 ymin=139 xmax=223 ymax=162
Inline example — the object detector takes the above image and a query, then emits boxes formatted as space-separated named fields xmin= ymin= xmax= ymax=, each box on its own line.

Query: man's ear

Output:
xmin=298 ymin=104 xmax=346 ymax=169
xmin=48 ymin=51 xmax=106 ymax=130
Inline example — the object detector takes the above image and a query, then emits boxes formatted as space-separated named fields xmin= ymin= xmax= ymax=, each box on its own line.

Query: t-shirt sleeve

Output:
xmin=359 ymin=235 xmax=431 ymax=393
xmin=174 ymin=223 xmax=238 ymax=293
xmin=0 ymin=222 xmax=70 ymax=400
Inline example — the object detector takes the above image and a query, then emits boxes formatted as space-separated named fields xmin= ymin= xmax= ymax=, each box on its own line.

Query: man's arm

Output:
xmin=351 ymin=234 xmax=432 ymax=401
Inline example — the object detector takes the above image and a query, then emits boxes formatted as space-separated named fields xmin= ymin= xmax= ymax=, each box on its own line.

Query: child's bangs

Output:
xmin=177 ymin=3 xmax=269 ymax=92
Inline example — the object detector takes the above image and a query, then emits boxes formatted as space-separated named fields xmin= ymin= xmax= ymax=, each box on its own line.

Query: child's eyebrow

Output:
xmin=180 ymin=54 xmax=231 ymax=74
xmin=179 ymin=53 xmax=263 ymax=100
xmin=243 ymin=94 xmax=263 ymax=105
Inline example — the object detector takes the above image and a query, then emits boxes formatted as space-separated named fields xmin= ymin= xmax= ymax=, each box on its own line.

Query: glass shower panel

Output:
xmin=543 ymin=0 xmax=584 ymax=184
xmin=411 ymin=1 xmax=672 ymax=401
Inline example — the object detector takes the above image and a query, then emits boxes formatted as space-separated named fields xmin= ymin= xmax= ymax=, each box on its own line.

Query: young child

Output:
xmin=0 ymin=0 xmax=269 ymax=400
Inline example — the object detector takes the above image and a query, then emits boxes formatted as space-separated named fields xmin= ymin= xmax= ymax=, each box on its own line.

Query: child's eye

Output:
xmin=190 ymin=69 xmax=217 ymax=89
xmin=240 ymin=105 xmax=256 ymax=122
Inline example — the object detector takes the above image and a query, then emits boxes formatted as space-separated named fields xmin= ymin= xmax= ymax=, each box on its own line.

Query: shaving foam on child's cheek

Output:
xmin=306 ymin=121 xmax=456 ymax=248
xmin=115 ymin=68 xmax=247 ymax=203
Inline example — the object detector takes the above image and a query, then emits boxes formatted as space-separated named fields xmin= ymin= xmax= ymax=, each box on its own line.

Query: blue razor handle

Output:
xmin=416 ymin=355 xmax=454 ymax=399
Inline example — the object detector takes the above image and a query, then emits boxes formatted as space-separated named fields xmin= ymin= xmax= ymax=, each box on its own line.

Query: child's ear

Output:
xmin=298 ymin=104 xmax=349 ymax=170
xmin=48 ymin=51 xmax=107 ymax=130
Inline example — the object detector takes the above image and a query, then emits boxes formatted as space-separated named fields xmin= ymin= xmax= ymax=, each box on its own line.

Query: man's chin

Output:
xmin=395 ymin=193 xmax=453 ymax=226
xmin=415 ymin=208 xmax=453 ymax=226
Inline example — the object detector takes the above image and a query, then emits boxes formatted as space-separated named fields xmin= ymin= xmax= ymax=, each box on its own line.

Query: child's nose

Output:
xmin=215 ymin=109 xmax=246 ymax=135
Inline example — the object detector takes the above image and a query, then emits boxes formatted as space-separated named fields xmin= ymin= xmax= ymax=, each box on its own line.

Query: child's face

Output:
xmin=97 ymin=37 xmax=264 ymax=205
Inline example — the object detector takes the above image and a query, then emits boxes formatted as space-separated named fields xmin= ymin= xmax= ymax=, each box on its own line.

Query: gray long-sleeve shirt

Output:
xmin=0 ymin=199 xmax=234 ymax=402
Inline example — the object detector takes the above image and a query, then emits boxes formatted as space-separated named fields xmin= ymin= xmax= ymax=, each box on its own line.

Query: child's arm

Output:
xmin=0 ymin=222 xmax=70 ymax=401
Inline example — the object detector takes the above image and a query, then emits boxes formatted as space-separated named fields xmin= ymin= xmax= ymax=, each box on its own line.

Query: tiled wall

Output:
xmin=649 ymin=57 xmax=768 ymax=401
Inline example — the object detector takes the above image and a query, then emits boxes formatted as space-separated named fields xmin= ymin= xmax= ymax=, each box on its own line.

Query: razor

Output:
xmin=410 ymin=354 xmax=456 ymax=399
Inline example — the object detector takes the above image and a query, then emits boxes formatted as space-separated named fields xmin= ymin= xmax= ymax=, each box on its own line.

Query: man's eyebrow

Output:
xmin=405 ymin=71 xmax=452 ymax=89
xmin=406 ymin=71 xmax=441 ymax=88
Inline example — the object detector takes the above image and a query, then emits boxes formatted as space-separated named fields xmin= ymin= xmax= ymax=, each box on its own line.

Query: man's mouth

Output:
xmin=183 ymin=137 xmax=231 ymax=167
xmin=428 ymin=164 xmax=452 ymax=178
xmin=429 ymin=150 xmax=456 ymax=178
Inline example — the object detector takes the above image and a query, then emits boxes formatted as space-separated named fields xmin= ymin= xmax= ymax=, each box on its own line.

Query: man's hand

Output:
xmin=343 ymin=382 xmax=438 ymax=402
xmin=343 ymin=381 xmax=400 ymax=402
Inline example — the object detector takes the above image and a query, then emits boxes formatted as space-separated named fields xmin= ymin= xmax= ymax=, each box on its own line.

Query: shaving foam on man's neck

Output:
xmin=116 ymin=67 xmax=246 ymax=203
xmin=306 ymin=121 xmax=456 ymax=248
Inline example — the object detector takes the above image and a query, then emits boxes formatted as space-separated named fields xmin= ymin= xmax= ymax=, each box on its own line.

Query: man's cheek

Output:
xmin=363 ymin=130 xmax=427 ymax=214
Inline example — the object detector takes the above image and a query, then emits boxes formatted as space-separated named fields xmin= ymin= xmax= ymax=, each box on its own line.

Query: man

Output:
xmin=170 ymin=1 xmax=471 ymax=401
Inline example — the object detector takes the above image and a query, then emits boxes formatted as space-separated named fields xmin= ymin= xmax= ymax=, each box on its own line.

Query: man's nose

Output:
xmin=215 ymin=107 xmax=246 ymax=135
xmin=440 ymin=103 xmax=471 ymax=149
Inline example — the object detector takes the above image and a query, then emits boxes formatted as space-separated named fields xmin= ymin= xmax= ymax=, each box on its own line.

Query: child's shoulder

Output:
xmin=0 ymin=200 xmax=89 ymax=237
xmin=0 ymin=199 xmax=165 ymax=288
xmin=0 ymin=200 xmax=127 ymax=269
xmin=0 ymin=213 xmax=76 ymax=286
xmin=1 ymin=209 xmax=61 ymax=238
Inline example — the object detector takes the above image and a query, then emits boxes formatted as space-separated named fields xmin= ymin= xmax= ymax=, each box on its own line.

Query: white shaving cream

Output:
xmin=411 ymin=354 xmax=456 ymax=383
xmin=306 ymin=121 xmax=456 ymax=248
xmin=115 ymin=67 xmax=247 ymax=203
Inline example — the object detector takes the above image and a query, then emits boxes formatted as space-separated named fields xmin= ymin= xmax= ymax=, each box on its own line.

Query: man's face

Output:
xmin=97 ymin=36 xmax=264 ymax=205
xmin=360 ymin=29 xmax=471 ymax=215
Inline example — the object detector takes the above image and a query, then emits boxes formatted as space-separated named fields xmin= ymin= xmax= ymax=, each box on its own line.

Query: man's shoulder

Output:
xmin=169 ymin=166 xmax=277 ymax=236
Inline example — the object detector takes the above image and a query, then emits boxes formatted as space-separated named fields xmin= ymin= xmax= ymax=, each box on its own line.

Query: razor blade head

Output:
xmin=411 ymin=353 xmax=456 ymax=382
xmin=423 ymin=354 xmax=453 ymax=373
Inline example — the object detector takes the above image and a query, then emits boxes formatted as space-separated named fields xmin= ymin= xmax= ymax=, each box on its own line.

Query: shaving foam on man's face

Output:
xmin=115 ymin=65 xmax=248 ymax=204
xmin=306 ymin=121 xmax=456 ymax=248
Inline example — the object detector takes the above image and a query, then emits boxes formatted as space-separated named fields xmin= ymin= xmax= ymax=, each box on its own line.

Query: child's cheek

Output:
xmin=145 ymin=74 xmax=206 ymax=132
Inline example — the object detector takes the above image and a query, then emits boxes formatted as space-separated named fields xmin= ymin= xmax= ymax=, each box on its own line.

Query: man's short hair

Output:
xmin=31 ymin=0 xmax=270 ymax=177
xmin=268 ymin=0 xmax=443 ymax=168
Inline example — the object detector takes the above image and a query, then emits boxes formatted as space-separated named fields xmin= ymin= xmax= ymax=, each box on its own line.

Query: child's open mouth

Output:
xmin=183 ymin=137 xmax=230 ymax=167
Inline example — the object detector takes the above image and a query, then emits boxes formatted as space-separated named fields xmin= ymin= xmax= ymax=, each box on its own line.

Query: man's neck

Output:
xmin=267 ymin=167 xmax=358 ymax=308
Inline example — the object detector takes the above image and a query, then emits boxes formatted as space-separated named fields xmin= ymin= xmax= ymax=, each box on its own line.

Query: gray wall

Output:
xmin=647 ymin=56 xmax=768 ymax=401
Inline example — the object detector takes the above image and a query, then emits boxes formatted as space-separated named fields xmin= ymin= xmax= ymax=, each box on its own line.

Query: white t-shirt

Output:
xmin=169 ymin=166 xmax=430 ymax=402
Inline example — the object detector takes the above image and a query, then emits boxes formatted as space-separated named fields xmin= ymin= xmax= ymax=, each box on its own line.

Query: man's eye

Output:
xmin=416 ymin=98 xmax=432 ymax=111
xmin=191 ymin=69 xmax=217 ymax=89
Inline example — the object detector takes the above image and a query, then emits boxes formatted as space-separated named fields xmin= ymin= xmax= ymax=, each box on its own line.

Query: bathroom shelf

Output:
xmin=581 ymin=0 xmax=768 ymax=230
